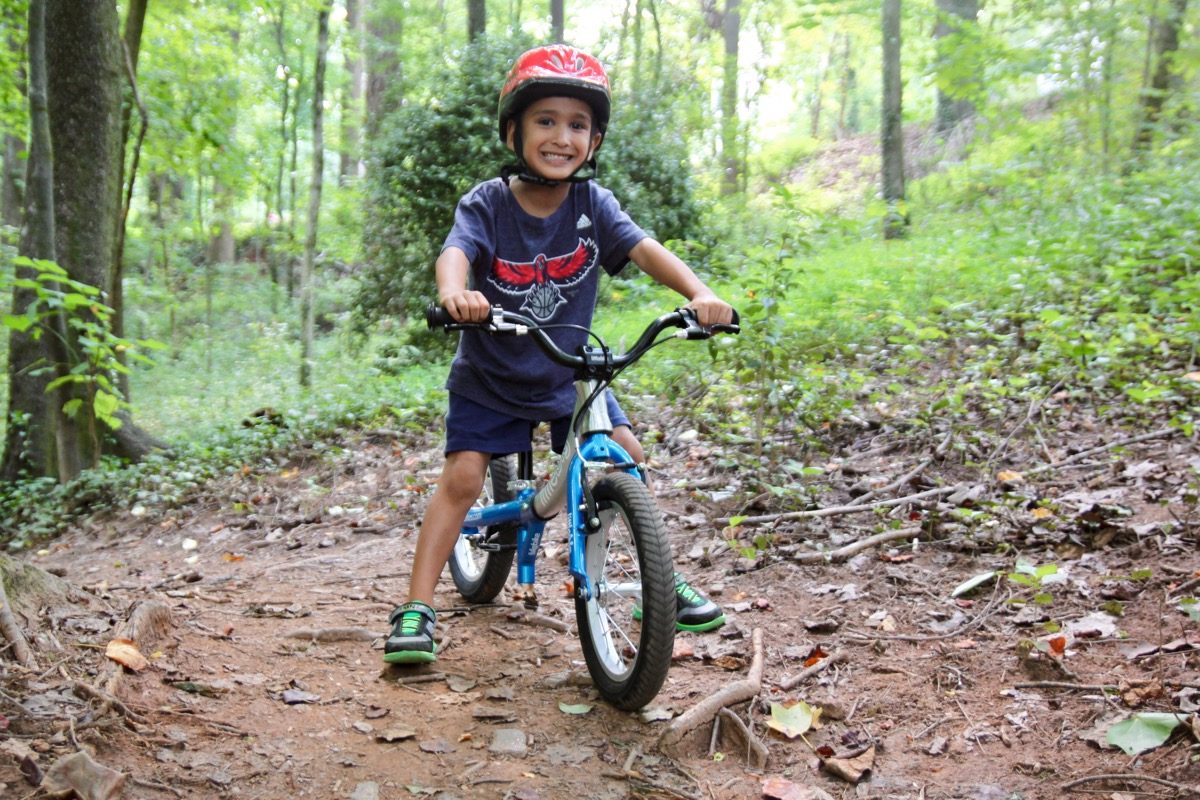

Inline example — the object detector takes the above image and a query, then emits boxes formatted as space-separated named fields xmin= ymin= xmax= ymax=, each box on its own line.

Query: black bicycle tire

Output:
xmin=574 ymin=472 xmax=675 ymax=710
xmin=449 ymin=455 xmax=517 ymax=603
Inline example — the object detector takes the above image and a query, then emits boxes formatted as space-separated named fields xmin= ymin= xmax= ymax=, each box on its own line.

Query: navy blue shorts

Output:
xmin=445 ymin=391 xmax=630 ymax=456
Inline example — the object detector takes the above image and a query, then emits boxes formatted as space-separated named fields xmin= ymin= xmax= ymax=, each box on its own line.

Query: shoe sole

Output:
xmin=382 ymin=648 xmax=437 ymax=665
xmin=633 ymin=607 xmax=726 ymax=633
xmin=676 ymin=614 xmax=726 ymax=633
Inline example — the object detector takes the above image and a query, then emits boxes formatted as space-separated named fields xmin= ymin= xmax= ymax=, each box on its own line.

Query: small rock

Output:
xmin=348 ymin=781 xmax=380 ymax=800
xmin=489 ymin=728 xmax=527 ymax=757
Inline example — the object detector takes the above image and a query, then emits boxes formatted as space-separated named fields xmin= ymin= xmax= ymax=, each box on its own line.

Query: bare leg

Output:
xmin=611 ymin=424 xmax=649 ymax=489
xmin=406 ymin=450 xmax=491 ymax=605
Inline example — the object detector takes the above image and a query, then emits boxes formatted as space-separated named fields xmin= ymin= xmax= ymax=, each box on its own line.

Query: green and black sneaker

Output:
xmin=634 ymin=573 xmax=726 ymax=633
xmin=383 ymin=601 xmax=438 ymax=664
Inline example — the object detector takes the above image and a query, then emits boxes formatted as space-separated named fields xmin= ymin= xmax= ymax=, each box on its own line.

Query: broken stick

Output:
xmin=659 ymin=627 xmax=764 ymax=749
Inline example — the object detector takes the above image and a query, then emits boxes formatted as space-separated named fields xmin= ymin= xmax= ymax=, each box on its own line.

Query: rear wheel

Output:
xmin=575 ymin=472 xmax=675 ymax=710
xmin=449 ymin=455 xmax=517 ymax=603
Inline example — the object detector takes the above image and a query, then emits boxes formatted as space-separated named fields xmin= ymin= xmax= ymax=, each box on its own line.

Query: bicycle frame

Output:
xmin=458 ymin=377 xmax=641 ymax=602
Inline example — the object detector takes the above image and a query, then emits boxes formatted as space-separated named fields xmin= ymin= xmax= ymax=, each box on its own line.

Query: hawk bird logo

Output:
xmin=489 ymin=238 xmax=598 ymax=321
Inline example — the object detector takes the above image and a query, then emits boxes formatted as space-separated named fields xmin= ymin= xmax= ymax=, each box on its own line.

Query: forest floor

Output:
xmin=1 ymin=394 xmax=1199 ymax=800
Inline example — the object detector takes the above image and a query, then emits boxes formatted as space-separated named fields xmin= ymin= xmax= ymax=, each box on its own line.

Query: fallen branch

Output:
xmin=846 ymin=457 xmax=934 ymax=507
xmin=0 ymin=576 xmax=37 ymax=669
xmin=1025 ymin=427 xmax=1177 ymax=477
xmin=777 ymin=650 xmax=847 ymax=691
xmin=283 ymin=626 xmax=377 ymax=642
xmin=659 ymin=628 xmax=763 ymax=749
xmin=1014 ymin=681 xmax=1116 ymax=692
xmin=791 ymin=526 xmax=923 ymax=566
xmin=100 ymin=600 xmax=174 ymax=698
xmin=722 ymin=485 xmax=961 ymax=527
xmin=1060 ymin=772 xmax=1199 ymax=796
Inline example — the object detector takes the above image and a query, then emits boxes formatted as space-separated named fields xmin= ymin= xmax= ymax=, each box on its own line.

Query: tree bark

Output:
xmin=2 ymin=0 xmax=60 ymax=481
xmin=339 ymin=0 xmax=364 ymax=184
xmin=719 ymin=0 xmax=741 ymax=196
xmin=1131 ymin=0 xmax=1189 ymax=153
xmin=881 ymin=0 xmax=907 ymax=239
xmin=299 ymin=4 xmax=331 ymax=388
xmin=550 ymin=0 xmax=564 ymax=42
xmin=933 ymin=0 xmax=978 ymax=135
xmin=365 ymin=0 xmax=402 ymax=136
xmin=468 ymin=0 xmax=486 ymax=41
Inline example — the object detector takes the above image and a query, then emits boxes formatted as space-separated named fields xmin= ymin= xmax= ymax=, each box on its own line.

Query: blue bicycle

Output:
xmin=427 ymin=304 xmax=739 ymax=710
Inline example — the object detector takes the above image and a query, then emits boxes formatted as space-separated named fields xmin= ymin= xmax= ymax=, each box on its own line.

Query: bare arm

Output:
xmin=628 ymin=238 xmax=733 ymax=326
xmin=436 ymin=246 xmax=491 ymax=322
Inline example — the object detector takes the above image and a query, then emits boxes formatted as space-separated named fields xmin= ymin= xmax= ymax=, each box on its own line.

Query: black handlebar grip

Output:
xmin=710 ymin=307 xmax=741 ymax=335
xmin=426 ymin=303 xmax=455 ymax=329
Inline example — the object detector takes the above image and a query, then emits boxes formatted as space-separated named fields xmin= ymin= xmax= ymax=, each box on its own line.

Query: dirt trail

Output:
xmin=2 ymin=420 xmax=1199 ymax=800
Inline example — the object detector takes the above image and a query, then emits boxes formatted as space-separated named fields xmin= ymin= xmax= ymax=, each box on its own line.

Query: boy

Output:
xmin=385 ymin=44 xmax=733 ymax=664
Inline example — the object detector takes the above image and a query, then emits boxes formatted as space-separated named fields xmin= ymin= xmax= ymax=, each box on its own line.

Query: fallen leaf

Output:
xmin=105 ymin=638 xmax=149 ymax=672
xmin=1184 ymin=371 xmax=1200 ymax=382
xmin=1047 ymin=636 xmax=1067 ymax=657
xmin=996 ymin=470 xmax=1024 ymax=483
xmin=41 ymin=750 xmax=125 ymax=800
xmin=766 ymin=700 xmax=822 ymax=739
xmin=762 ymin=777 xmax=835 ymax=800
xmin=803 ymin=646 xmax=829 ymax=667
xmin=1030 ymin=507 xmax=1053 ymax=520
xmin=821 ymin=744 xmax=876 ymax=783
xmin=558 ymin=702 xmax=593 ymax=715
xmin=1106 ymin=712 xmax=1188 ymax=756
xmin=221 ymin=552 xmax=245 ymax=562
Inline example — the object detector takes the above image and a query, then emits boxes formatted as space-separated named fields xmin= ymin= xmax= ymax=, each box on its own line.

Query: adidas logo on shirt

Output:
xmin=576 ymin=213 xmax=592 ymax=230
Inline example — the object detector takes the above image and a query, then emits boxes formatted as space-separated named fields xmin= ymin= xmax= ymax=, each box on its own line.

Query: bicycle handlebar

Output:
xmin=426 ymin=303 xmax=740 ymax=372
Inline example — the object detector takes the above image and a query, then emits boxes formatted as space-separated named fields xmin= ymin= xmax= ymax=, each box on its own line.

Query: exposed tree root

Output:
xmin=0 ymin=572 xmax=37 ymax=669
xmin=659 ymin=627 xmax=763 ymax=749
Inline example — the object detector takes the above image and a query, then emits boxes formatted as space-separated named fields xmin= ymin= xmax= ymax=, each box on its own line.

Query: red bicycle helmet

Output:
xmin=497 ymin=44 xmax=611 ymax=143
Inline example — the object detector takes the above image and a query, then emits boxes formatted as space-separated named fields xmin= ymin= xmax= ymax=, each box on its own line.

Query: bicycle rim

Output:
xmin=575 ymin=473 xmax=674 ymax=710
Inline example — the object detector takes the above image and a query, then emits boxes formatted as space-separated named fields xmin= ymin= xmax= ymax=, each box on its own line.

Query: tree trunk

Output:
xmin=2 ymin=134 xmax=22 ymax=229
xmin=2 ymin=0 xmax=60 ymax=481
xmin=365 ymin=0 xmax=402 ymax=137
xmin=719 ymin=0 xmax=740 ymax=196
xmin=550 ymin=0 xmax=564 ymax=42
xmin=300 ymin=5 xmax=330 ymax=389
xmin=468 ymin=0 xmax=486 ymax=41
xmin=1131 ymin=0 xmax=1189 ymax=153
xmin=881 ymin=0 xmax=907 ymax=239
xmin=111 ymin=0 xmax=149 ymax=399
xmin=933 ymin=0 xmax=978 ymax=135
xmin=339 ymin=0 xmax=364 ymax=184
xmin=835 ymin=34 xmax=855 ymax=139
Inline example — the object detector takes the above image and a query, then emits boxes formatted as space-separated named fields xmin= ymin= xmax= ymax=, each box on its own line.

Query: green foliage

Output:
xmin=2 ymin=257 xmax=161 ymax=432
xmin=358 ymin=34 xmax=525 ymax=327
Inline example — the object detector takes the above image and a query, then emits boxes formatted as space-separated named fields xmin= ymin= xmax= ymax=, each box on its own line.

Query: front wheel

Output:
xmin=575 ymin=472 xmax=675 ymax=710
xmin=449 ymin=455 xmax=517 ymax=603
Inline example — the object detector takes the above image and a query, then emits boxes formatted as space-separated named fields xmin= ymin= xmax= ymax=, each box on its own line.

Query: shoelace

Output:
xmin=399 ymin=611 xmax=426 ymax=636
xmin=673 ymin=575 xmax=703 ymax=605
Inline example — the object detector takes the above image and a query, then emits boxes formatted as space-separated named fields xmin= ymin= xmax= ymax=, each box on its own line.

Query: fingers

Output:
xmin=441 ymin=290 xmax=491 ymax=323
xmin=686 ymin=294 xmax=734 ymax=327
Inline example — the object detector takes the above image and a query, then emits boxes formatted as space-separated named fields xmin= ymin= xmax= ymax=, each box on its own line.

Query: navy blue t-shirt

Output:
xmin=442 ymin=178 xmax=647 ymax=420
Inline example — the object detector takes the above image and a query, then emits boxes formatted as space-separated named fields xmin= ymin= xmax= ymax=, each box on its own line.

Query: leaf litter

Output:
xmin=1 ymin=397 xmax=1198 ymax=799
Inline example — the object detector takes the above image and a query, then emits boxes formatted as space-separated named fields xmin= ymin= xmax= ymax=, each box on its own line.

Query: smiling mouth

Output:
xmin=539 ymin=152 xmax=574 ymax=163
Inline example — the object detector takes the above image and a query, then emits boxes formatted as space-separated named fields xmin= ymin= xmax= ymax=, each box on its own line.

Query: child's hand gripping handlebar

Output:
xmin=426 ymin=303 xmax=739 ymax=370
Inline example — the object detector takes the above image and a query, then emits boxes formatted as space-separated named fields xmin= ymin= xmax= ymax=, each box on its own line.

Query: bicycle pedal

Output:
xmin=514 ymin=584 xmax=539 ymax=609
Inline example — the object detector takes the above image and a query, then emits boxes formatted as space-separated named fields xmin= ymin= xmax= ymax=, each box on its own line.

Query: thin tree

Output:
xmin=881 ymin=0 xmax=907 ymax=239
xmin=339 ymin=0 xmax=364 ymax=184
xmin=550 ymin=0 xmax=564 ymax=42
xmin=299 ymin=3 xmax=331 ymax=388
xmin=1131 ymin=0 xmax=1189 ymax=154
xmin=933 ymin=0 xmax=978 ymax=135
xmin=468 ymin=0 xmax=486 ymax=41
xmin=720 ymin=0 xmax=741 ymax=196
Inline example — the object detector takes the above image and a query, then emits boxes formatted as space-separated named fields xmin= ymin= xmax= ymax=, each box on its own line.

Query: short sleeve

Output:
xmin=442 ymin=180 xmax=501 ymax=268
xmin=591 ymin=184 xmax=647 ymax=275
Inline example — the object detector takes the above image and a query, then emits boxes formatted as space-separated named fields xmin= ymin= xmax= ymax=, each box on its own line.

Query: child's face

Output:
xmin=508 ymin=96 xmax=602 ymax=182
